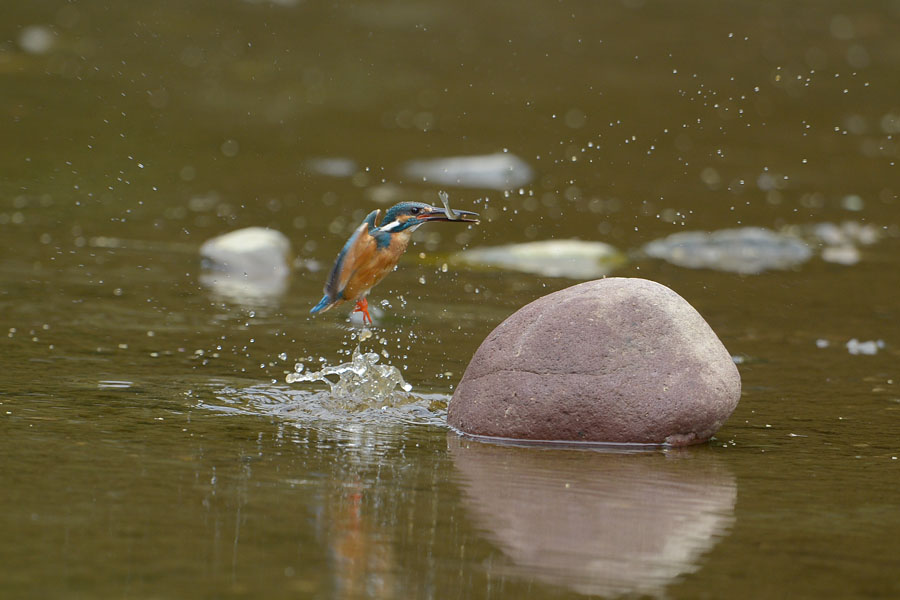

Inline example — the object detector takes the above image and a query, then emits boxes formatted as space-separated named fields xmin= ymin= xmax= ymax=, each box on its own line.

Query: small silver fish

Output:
xmin=438 ymin=190 xmax=460 ymax=220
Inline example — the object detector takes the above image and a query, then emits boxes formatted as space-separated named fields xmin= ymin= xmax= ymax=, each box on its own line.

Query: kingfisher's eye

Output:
xmin=410 ymin=207 xmax=420 ymax=214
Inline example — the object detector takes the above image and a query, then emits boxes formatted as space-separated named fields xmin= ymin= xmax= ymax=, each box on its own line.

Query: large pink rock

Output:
xmin=448 ymin=278 xmax=740 ymax=446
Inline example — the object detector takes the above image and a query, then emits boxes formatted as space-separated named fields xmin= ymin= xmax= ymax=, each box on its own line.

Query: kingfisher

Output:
xmin=310 ymin=201 xmax=479 ymax=324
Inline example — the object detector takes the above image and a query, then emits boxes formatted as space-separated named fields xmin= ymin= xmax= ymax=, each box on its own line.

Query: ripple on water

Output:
xmin=202 ymin=385 xmax=448 ymax=432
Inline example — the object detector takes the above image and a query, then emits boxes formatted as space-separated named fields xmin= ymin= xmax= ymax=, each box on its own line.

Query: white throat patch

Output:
xmin=380 ymin=219 xmax=422 ymax=233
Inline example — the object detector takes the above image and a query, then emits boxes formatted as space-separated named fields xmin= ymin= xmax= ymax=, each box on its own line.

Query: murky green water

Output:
xmin=3 ymin=1 xmax=899 ymax=598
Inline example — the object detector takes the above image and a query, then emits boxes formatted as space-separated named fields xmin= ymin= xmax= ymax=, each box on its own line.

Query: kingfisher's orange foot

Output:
xmin=353 ymin=298 xmax=373 ymax=325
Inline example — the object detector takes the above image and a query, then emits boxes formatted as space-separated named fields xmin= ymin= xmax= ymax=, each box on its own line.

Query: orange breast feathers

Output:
xmin=337 ymin=230 xmax=413 ymax=303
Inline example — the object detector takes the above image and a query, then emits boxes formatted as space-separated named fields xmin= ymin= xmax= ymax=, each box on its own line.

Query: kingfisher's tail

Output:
xmin=310 ymin=294 xmax=333 ymax=315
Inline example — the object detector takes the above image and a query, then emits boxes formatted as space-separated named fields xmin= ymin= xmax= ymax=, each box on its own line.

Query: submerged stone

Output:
xmin=200 ymin=227 xmax=291 ymax=301
xmin=449 ymin=278 xmax=741 ymax=446
xmin=401 ymin=152 xmax=533 ymax=190
xmin=800 ymin=221 xmax=882 ymax=247
xmin=643 ymin=227 xmax=812 ymax=274
xmin=820 ymin=245 xmax=860 ymax=265
xmin=453 ymin=239 xmax=626 ymax=279
xmin=786 ymin=221 xmax=885 ymax=266
xmin=303 ymin=157 xmax=358 ymax=178
xmin=845 ymin=338 xmax=884 ymax=355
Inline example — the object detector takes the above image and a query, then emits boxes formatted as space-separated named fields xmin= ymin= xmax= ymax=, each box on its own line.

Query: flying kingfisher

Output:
xmin=310 ymin=201 xmax=479 ymax=324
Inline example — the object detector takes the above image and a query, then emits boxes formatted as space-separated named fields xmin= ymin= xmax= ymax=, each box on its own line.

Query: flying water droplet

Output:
xmin=286 ymin=346 xmax=413 ymax=400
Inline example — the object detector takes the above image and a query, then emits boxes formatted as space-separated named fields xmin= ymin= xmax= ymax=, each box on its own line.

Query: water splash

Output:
xmin=193 ymin=333 xmax=445 ymax=436
xmin=286 ymin=344 xmax=412 ymax=403
xmin=199 ymin=382 xmax=448 ymax=432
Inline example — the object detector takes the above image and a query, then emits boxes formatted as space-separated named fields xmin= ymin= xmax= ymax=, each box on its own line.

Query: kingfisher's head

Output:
xmin=378 ymin=202 xmax=479 ymax=234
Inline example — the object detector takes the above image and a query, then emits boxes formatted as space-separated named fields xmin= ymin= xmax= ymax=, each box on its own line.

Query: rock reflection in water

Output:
xmin=448 ymin=436 xmax=736 ymax=598
xmin=199 ymin=270 xmax=289 ymax=306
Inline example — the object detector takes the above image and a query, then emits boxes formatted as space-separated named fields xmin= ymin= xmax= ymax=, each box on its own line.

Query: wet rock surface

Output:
xmin=642 ymin=227 xmax=812 ymax=274
xmin=449 ymin=278 xmax=741 ymax=446
xmin=200 ymin=227 xmax=292 ymax=302
xmin=453 ymin=239 xmax=626 ymax=279
xmin=303 ymin=157 xmax=358 ymax=177
xmin=401 ymin=152 xmax=533 ymax=190
xmin=642 ymin=222 xmax=890 ymax=272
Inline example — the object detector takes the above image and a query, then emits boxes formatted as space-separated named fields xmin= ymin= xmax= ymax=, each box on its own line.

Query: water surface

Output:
xmin=2 ymin=1 xmax=900 ymax=598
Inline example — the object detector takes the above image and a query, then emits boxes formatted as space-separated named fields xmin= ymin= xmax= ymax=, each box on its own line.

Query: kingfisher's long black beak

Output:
xmin=418 ymin=206 xmax=480 ymax=224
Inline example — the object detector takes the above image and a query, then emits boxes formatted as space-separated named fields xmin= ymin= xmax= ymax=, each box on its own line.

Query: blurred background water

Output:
xmin=2 ymin=1 xmax=899 ymax=598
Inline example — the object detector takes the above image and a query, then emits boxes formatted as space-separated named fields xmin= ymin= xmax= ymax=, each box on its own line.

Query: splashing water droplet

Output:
xmin=285 ymin=346 xmax=413 ymax=402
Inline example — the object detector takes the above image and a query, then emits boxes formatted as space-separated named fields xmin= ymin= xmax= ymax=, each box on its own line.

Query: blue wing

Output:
xmin=310 ymin=209 xmax=380 ymax=314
